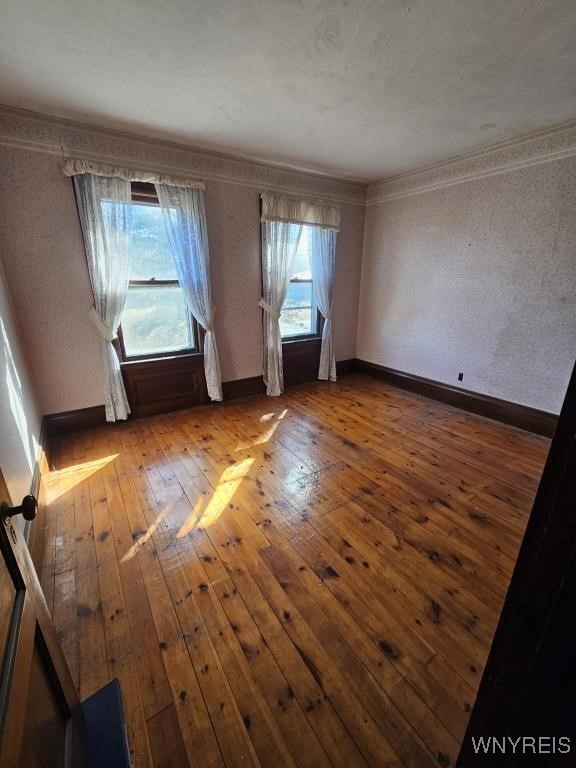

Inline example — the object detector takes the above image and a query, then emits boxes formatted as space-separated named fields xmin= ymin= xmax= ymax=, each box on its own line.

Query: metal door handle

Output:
xmin=1 ymin=494 xmax=38 ymax=521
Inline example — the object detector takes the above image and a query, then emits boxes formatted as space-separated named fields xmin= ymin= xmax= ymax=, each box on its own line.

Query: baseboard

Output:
xmin=45 ymin=404 xmax=107 ymax=438
xmin=221 ymin=360 xmax=356 ymax=400
xmin=41 ymin=363 xmax=554 ymax=442
xmin=354 ymin=359 xmax=558 ymax=438
xmin=336 ymin=358 xmax=356 ymax=376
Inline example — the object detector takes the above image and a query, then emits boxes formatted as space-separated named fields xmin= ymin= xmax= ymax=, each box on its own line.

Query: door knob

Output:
xmin=1 ymin=494 xmax=38 ymax=521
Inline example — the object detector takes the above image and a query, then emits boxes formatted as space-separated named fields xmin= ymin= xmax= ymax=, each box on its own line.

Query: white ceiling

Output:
xmin=1 ymin=0 xmax=575 ymax=182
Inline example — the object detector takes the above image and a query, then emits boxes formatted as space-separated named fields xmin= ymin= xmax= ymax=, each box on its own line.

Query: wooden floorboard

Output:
xmin=41 ymin=375 xmax=549 ymax=768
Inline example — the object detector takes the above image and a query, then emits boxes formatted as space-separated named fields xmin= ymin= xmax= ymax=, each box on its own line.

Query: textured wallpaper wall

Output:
xmin=0 ymin=109 xmax=365 ymax=414
xmin=358 ymin=149 xmax=576 ymax=414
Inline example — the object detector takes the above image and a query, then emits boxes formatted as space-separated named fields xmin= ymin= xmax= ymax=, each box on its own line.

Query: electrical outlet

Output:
xmin=458 ymin=372 xmax=464 ymax=382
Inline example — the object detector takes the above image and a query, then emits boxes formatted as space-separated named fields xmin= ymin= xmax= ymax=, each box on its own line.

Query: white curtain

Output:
xmin=155 ymin=184 xmax=222 ymax=401
xmin=311 ymin=227 xmax=337 ymax=381
xmin=260 ymin=220 xmax=303 ymax=396
xmin=73 ymin=173 xmax=133 ymax=421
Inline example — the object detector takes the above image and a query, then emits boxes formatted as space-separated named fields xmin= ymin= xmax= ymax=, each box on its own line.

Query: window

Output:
xmin=117 ymin=183 xmax=198 ymax=360
xmin=280 ymin=225 xmax=320 ymax=339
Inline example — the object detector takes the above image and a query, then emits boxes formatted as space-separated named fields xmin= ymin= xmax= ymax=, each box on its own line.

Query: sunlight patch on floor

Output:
xmin=235 ymin=409 xmax=288 ymax=450
xmin=44 ymin=455 xmax=118 ymax=504
xmin=121 ymin=498 xmax=177 ymax=563
xmin=177 ymin=457 xmax=255 ymax=534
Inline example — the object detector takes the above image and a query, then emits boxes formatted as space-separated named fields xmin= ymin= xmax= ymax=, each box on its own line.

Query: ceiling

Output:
xmin=1 ymin=0 xmax=575 ymax=182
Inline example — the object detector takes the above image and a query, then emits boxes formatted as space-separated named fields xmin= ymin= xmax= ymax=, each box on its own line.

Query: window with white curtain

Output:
xmin=279 ymin=224 xmax=321 ymax=339
xmin=116 ymin=182 xmax=198 ymax=359
xmin=259 ymin=191 xmax=339 ymax=395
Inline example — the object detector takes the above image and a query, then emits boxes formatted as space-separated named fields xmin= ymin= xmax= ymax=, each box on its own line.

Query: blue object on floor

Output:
xmin=81 ymin=678 xmax=131 ymax=767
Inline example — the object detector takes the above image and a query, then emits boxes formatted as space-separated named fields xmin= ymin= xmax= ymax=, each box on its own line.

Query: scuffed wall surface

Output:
xmin=0 ymin=111 xmax=365 ymax=414
xmin=0 ymin=262 xmax=41 ymax=502
xmin=358 ymin=156 xmax=576 ymax=413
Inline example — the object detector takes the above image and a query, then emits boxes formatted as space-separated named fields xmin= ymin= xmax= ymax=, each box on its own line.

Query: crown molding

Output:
xmin=0 ymin=105 xmax=366 ymax=206
xmin=367 ymin=119 xmax=576 ymax=205
xmin=1 ymin=105 xmax=575 ymax=208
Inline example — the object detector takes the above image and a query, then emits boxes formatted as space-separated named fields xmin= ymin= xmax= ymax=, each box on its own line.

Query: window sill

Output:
xmin=282 ymin=336 xmax=322 ymax=345
xmin=120 ymin=350 xmax=203 ymax=366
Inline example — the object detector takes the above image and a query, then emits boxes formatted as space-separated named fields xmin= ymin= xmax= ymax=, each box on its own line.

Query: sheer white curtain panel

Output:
xmin=310 ymin=226 xmax=337 ymax=381
xmin=259 ymin=220 xmax=303 ymax=395
xmin=73 ymin=173 xmax=133 ymax=421
xmin=155 ymin=184 xmax=222 ymax=401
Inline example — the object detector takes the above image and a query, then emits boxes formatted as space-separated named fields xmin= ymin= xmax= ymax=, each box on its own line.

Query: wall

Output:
xmin=1 ymin=106 xmax=574 ymax=420
xmin=0 ymin=107 xmax=365 ymax=414
xmin=358 ymin=124 xmax=576 ymax=414
xmin=0 ymin=261 xmax=41 ymax=503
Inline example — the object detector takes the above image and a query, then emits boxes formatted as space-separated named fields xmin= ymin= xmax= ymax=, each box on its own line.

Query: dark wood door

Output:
xmin=0 ymin=468 xmax=87 ymax=767
xmin=457 ymin=361 xmax=576 ymax=765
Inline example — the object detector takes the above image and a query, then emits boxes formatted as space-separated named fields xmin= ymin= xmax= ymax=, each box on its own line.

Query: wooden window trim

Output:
xmin=280 ymin=277 xmax=323 ymax=343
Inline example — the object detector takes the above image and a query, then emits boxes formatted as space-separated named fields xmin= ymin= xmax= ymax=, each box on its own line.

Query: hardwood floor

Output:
xmin=40 ymin=375 xmax=549 ymax=768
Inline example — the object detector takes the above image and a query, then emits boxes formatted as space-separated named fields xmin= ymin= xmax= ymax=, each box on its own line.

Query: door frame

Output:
xmin=457 ymin=361 xmax=576 ymax=764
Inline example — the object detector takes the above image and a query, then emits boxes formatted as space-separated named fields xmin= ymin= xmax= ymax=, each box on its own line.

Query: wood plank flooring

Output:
xmin=41 ymin=376 xmax=550 ymax=767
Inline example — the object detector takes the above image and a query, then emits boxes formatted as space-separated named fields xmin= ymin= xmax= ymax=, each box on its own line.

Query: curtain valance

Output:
xmin=260 ymin=192 xmax=340 ymax=231
xmin=63 ymin=159 xmax=205 ymax=190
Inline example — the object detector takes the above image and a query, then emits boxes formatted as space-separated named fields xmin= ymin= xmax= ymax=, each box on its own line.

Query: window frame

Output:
xmin=116 ymin=182 xmax=201 ymax=363
xmin=280 ymin=275 xmax=323 ymax=343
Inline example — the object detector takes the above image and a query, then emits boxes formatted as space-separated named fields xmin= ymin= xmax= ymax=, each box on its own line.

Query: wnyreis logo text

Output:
xmin=471 ymin=736 xmax=571 ymax=755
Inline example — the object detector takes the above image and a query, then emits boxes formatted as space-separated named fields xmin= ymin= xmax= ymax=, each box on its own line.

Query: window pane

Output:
xmin=280 ymin=225 xmax=317 ymax=338
xmin=122 ymin=285 xmax=195 ymax=356
xmin=130 ymin=203 xmax=177 ymax=280
xmin=280 ymin=307 xmax=315 ymax=337
xmin=284 ymin=281 xmax=312 ymax=309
